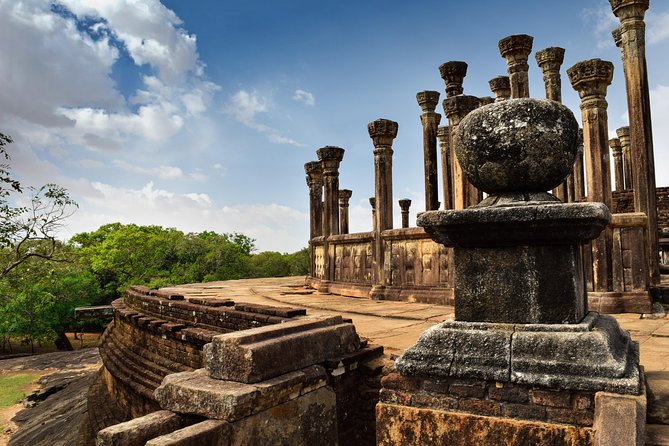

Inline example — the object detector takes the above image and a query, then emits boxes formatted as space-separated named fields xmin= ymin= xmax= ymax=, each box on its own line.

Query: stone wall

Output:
xmin=613 ymin=187 xmax=669 ymax=229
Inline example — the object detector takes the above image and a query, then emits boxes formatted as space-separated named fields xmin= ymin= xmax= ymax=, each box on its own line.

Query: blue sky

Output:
xmin=1 ymin=0 xmax=668 ymax=252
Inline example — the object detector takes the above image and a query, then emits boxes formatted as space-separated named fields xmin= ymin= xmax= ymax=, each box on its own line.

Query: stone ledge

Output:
xmin=155 ymin=366 xmax=328 ymax=421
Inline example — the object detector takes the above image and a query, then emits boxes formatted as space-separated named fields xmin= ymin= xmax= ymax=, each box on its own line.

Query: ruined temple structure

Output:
xmin=305 ymin=0 xmax=669 ymax=315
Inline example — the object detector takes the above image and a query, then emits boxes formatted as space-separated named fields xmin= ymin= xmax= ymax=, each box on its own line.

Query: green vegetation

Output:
xmin=0 ymin=373 xmax=41 ymax=408
xmin=0 ymin=132 xmax=309 ymax=353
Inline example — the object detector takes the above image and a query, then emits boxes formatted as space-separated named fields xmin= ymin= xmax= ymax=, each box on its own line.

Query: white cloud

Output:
xmin=581 ymin=2 xmax=619 ymax=49
xmin=226 ymin=90 xmax=305 ymax=147
xmin=651 ymin=84 xmax=669 ymax=187
xmin=648 ymin=10 xmax=669 ymax=44
xmin=293 ymin=89 xmax=315 ymax=107
xmin=112 ymin=159 xmax=183 ymax=180
xmin=189 ymin=171 xmax=208 ymax=182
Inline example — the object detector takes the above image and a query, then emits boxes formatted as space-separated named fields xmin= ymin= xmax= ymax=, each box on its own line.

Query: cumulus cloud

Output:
xmin=112 ymin=159 xmax=183 ymax=180
xmin=293 ymin=89 xmax=315 ymax=107
xmin=581 ymin=1 xmax=619 ymax=49
xmin=648 ymin=10 xmax=669 ymax=44
xmin=651 ymin=84 xmax=669 ymax=187
xmin=226 ymin=90 xmax=305 ymax=147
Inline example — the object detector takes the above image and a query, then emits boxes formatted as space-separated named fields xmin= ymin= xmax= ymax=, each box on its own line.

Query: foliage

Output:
xmin=249 ymin=247 xmax=309 ymax=278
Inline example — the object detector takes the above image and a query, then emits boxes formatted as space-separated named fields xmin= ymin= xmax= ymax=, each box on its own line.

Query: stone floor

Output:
xmin=165 ymin=276 xmax=669 ymax=445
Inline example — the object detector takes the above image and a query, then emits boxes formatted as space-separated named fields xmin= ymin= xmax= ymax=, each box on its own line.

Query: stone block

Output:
xmin=593 ymin=391 xmax=646 ymax=446
xmin=145 ymin=420 xmax=229 ymax=446
xmin=376 ymin=402 xmax=594 ymax=445
xmin=489 ymin=383 xmax=530 ymax=403
xmin=96 ymin=410 xmax=195 ymax=446
xmin=204 ymin=315 xmax=360 ymax=383
xmin=155 ymin=366 xmax=328 ymax=421
xmin=530 ymin=389 xmax=572 ymax=408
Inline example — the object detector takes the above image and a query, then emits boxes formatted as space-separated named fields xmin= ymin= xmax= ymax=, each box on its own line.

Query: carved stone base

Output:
xmin=396 ymin=312 xmax=640 ymax=395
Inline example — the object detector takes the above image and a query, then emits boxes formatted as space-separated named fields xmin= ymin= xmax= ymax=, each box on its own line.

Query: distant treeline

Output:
xmin=0 ymin=222 xmax=308 ymax=352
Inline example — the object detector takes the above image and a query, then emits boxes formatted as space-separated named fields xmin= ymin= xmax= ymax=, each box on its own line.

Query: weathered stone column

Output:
xmin=317 ymin=146 xmax=345 ymax=287
xmin=338 ymin=189 xmax=352 ymax=235
xmin=610 ymin=0 xmax=660 ymax=285
xmin=417 ymin=91 xmax=442 ymax=211
xmin=369 ymin=119 xmax=398 ymax=232
xmin=443 ymin=95 xmax=480 ymax=209
xmin=438 ymin=61 xmax=468 ymax=97
xmin=535 ymin=47 xmax=565 ymax=102
xmin=437 ymin=125 xmax=452 ymax=210
xmin=369 ymin=197 xmax=376 ymax=232
xmin=305 ymin=161 xmax=323 ymax=278
xmin=568 ymin=59 xmax=614 ymax=292
xmin=489 ymin=76 xmax=511 ymax=102
xmin=498 ymin=34 xmax=534 ymax=99
xmin=317 ymin=146 xmax=345 ymax=238
xmin=609 ymin=138 xmax=625 ymax=192
xmin=617 ymin=126 xmax=633 ymax=190
xmin=399 ymin=199 xmax=412 ymax=229
xmin=568 ymin=128 xmax=586 ymax=203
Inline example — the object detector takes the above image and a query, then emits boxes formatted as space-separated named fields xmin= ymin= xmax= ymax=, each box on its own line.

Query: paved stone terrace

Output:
xmin=164 ymin=276 xmax=669 ymax=445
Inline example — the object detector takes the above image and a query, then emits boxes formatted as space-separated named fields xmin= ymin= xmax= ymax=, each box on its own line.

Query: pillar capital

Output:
xmin=442 ymin=95 xmax=480 ymax=125
xmin=567 ymin=59 xmax=614 ymax=103
xmin=609 ymin=138 xmax=622 ymax=155
xmin=368 ymin=119 xmax=399 ymax=150
xmin=488 ymin=76 xmax=511 ymax=102
xmin=535 ymin=47 xmax=565 ymax=73
xmin=438 ymin=61 xmax=468 ymax=97
xmin=612 ymin=27 xmax=623 ymax=47
xmin=338 ymin=189 xmax=352 ymax=206
xmin=498 ymin=34 xmax=534 ymax=74
xmin=437 ymin=125 xmax=450 ymax=141
xmin=369 ymin=197 xmax=376 ymax=209
xmin=609 ymin=0 xmax=648 ymax=22
xmin=398 ymin=198 xmax=412 ymax=212
xmin=317 ymin=146 xmax=345 ymax=171
xmin=616 ymin=126 xmax=630 ymax=140
xmin=416 ymin=90 xmax=440 ymax=113
xmin=304 ymin=161 xmax=323 ymax=186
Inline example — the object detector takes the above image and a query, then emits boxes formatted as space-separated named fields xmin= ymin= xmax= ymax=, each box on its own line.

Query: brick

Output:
xmin=530 ymin=389 xmax=571 ymax=408
xmin=488 ymin=383 xmax=529 ymax=403
xmin=411 ymin=392 xmax=458 ymax=410
xmin=379 ymin=388 xmax=412 ymax=406
xmin=448 ymin=380 xmax=485 ymax=399
xmin=573 ymin=392 xmax=594 ymax=411
xmin=458 ymin=398 xmax=501 ymax=416
xmin=419 ymin=378 xmax=449 ymax=395
xmin=547 ymin=407 xmax=594 ymax=426
xmin=501 ymin=402 xmax=546 ymax=421
xmin=380 ymin=372 xmax=420 ymax=392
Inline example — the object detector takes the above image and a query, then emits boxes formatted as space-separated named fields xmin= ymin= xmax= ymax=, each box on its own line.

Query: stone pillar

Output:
xmin=443 ymin=95 xmax=480 ymax=209
xmin=369 ymin=197 xmax=376 ymax=232
xmin=489 ymin=76 xmax=511 ymax=102
xmin=317 ymin=146 xmax=345 ymax=238
xmin=399 ymin=199 xmax=412 ymax=229
xmin=369 ymin=119 xmax=398 ymax=232
xmin=535 ymin=47 xmax=566 ymax=102
xmin=437 ymin=125 xmax=453 ymax=210
xmin=338 ymin=189 xmax=352 ymax=235
xmin=417 ymin=91 xmax=442 ymax=211
xmin=568 ymin=59 xmax=614 ymax=292
xmin=568 ymin=128 xmax=586 ymax=203
xmin=609 ymin=138 xmax=625 ymax=192
xmin=305 ymin=161 xmax=323 ymax=278
xmin=618 ymin=126 xmax=633 ymax=190
xmin=438 ymin=61 xmax=468 ymax=97
xmin=498 ymin=34 xmax=534 ymax=99
xmin=610 ymin=0 xmax=660 ymax=285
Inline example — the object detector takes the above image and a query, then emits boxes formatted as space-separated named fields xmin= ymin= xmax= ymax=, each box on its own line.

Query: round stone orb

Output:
xmin=454 ymin=98 xmax=579 ymax=194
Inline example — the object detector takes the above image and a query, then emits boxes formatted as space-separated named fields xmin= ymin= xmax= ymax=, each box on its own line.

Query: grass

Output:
xmin=0 ymin=373 xmax=41 ymax=409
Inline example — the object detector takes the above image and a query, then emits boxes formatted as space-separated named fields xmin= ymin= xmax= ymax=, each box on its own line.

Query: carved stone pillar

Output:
xmin=317 ymin=146 xmax=345 ymax=238
xmin=338 ymin=189 xmax=352 ymax=235
xmin=489 ymin=76 xmax=511 ymax=102
xmin=437 ymin=125 xmax=452 ymax=210
xmin=443 ymin=95 xmax=480 ymax=209
xmin=617 ymin=126 xmax=633 ymax=190
xmin=438 ymin=61 xmax=468 ymax=97
xmin=305 ymin=161 xmax=323 ymax=278
xmin=498 ymin=34 xmax=534 ymax=99
xmin=609 ymin=138 xmax=625 ymax=192
xmin=417 ymin=91 xmax=442 ymax=211
xmin=369 ymin=197 xmax=376 ymax=232
xmin=369 ymin=119 xmax=398 ymax=232
xmin=568 ymin=128 xmax=586 ymax=203
xmin=399 ymin=199 xmax=412 ymax=229
xmin=568 ymin=59 xmax=614 ymax=292
xmin=535 ymin=47 xmax=565 ymax=102
xmin=610 ymin=0 xmax=660 ymax=284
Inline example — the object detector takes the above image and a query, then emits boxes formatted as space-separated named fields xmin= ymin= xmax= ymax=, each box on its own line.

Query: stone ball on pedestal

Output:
xmin=454 ymin=98 xmax=579 ymax=194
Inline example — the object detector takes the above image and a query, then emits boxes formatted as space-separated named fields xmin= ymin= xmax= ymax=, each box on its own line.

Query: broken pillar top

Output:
xmin=338 ymin=189 xmax=352 ymax=205
xmin=316 ymin=146 xmax=345 ymax=163
xmin=454 ymin=98 xmax=579 ymax=194
xmin=617 ymin=125 xmax=630 ymax=138
xmin=567 ymin=59 xmax=614 ymax=100
xmin=498 ymin=34 xmax=534 ymax=68
xmin=438 ymin=61 xmax=468 ymax=97
xmin=398 ymin=198 xmax=412 ymax=211
xmin=535 ymin=47 xmax=565 ymax=71
xmin=609 ymin=0 xmax=649 ymax=20
xmin=609 ymin=138 xmax=622 ymax=155
xmin=304 ymin=161 xmax=323 ymax=185
xmin=368 ymin=118 xmax=398 ymax=149
xmin=442 ymin=95 xmax=479 ymax=124
xmin=416 ymin=90 xmax=440 ymax=113
xmin=488 ymin=76 xmax=511 ymax=101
